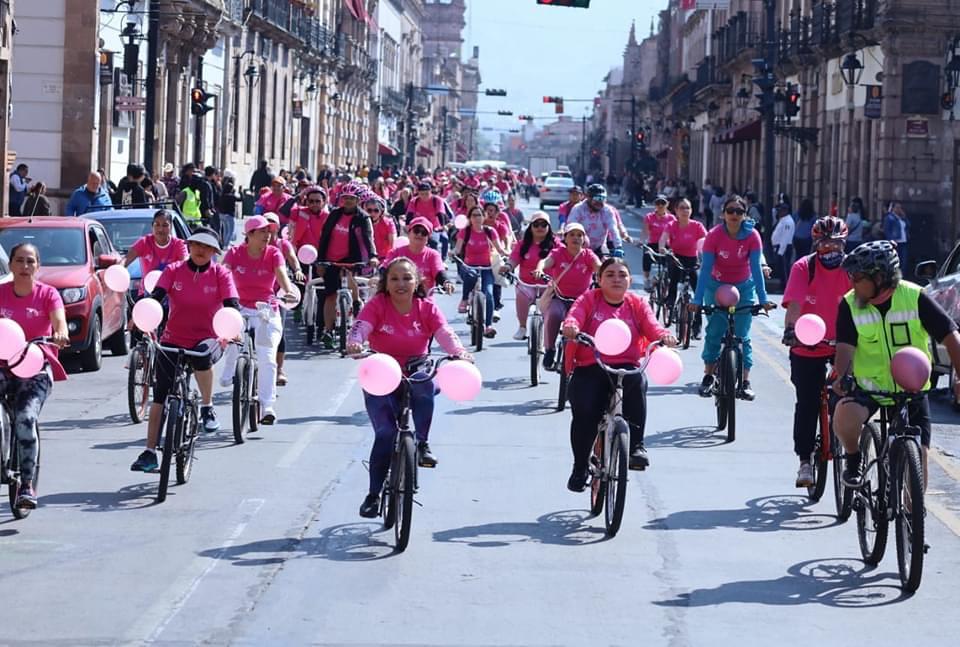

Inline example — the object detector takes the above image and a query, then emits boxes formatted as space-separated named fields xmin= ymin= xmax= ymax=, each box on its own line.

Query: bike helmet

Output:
xmin=841 ymin=240 xmax=901 ymax=283
xmin=338 ymin=181 xmax=364 ymax=199
xmin=586 ymin=184 xmax=607 ymax=201
xmin=811 ymin=216 xmax=848 ymax=243
xmin=480 ymin=189 xmax=503 ymax=206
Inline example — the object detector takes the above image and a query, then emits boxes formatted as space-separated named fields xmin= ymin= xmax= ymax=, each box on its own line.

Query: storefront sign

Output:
xmin=864 ymin=85 xmax=882 ymax=119
xmin=905 ymin=118 xmax=929 ymax=137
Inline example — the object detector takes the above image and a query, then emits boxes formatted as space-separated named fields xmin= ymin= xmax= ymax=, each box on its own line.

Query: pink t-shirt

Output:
xmin=385 ymin=245 xmax=445 ymax=292
xmin=645 ymin=212 xmax=677 ymax=245
xmin=564 ymin=291 xmax=665 ymax=367
xmin=224 ymin=244 xmax=284 ymax=308
xmin=546 ymin=246 xmax=600 ymax=298
xmin=158 ymin=261 xmax=239 ymax=347
xmin=782 ymin=255 xmax=852 ymax=358
xmin=324 ymin=212 xmax=353 ymax=261
xmin=0 ymin=282 xmax=63 ymax=341
xmin=405 ymin=196 xmax=443 ymax=230
xmin=488 ymin=218 xmax=511 ymax=245
xmin=372 ymin=217 xmax=396 ymax=256
xmin=358 ymin=294 xmax=449 ymax=366
xmin=703 ymin=225 xmax=762 ymax=284
xmin=509 ymin=239 xmax=555 ymax=284
xmin=664 ymin=219 xmax=708 ymax=257
xmin=131 ymin=235 xmax=188 ymax=278
xmin=292 ymin=208 xmax=328 ymax=250
xmin=457 ymin=227 xmax=498 ymax=267
xmin=256 ymin=192 xmax=293 ymax=224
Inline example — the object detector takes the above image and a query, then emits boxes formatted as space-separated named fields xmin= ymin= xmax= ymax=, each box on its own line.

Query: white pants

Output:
xmin=221 ymin=305 xmax=283 ymax=408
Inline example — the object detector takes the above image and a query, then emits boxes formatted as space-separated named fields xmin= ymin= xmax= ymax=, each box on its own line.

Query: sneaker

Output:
xmin=484 ymin=326 xmax=497 ymax=338
xmin=513 ymin=327 xmax=527 ymax=341
xmin=796 ymin=462 xmax=815 ymax=488
xmin=260 ymin=406 xmax=277 ymax=425
xmin=543 ymin=348 xmax=556 ymax=371
xmin=359 ymin=493 xmax=380 ymax=518
xmin=698 ymin=374 xmax=717 ymax=398
xmin=16 ymin=481 xmax=37 ymax=509
xmin=493 ymin=310 xmax=501 ymax=323
xmin=843 ymin=452 xmax=862 ymax=488
xmin=567 ymin=465 xmax=589 ymax=492
xmin=276 ymin=370 xmax=288 ymax=386
xmin=418 ymin=442 xmax=438 ymax=468
xmin=219 ymin=374 xmax=233 ymax=389
xmin=130 ymin=449 xmax=159 ymax=472
xmin=738 ymin=380 xmax=756 ymax=401
xmin=458 ymin=301 xmax=468 ymax=314
xmin=321 ymin=331 xmax=335 ymax=350
xmin=201 ymin=406 xmax=220 ymax=433
xmin=629 ymin=444 xmax=650 ymax=471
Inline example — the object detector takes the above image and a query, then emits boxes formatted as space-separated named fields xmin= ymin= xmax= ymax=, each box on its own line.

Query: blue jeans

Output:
xmin=701 ymin=278 xmax=757 ymax=370
xmin=459 ymin=265 xmax=495 ymax=327
xmin=363 ymin=376 xmax=435 ymax=496
xmin=222 ymin=214 xmax=237 ymax=247
xmin=429 ymin=231 xmax=450 ymax=258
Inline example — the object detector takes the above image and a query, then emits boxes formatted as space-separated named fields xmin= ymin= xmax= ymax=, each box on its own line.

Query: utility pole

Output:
xmin=194 ymin=56 xmax=204 ymax=165
xmin=761 ymin=0 xmax=777 ymax=226
xmin=405 ymin=82 xmax=415 ymax=170
xmin=630 ymin=95 xmax=636 ymax=170
xmin=579 ymin=115 xmax=586 ymax=175
xmin=143 ymin=0 xmax=159 ymax=173
xmin=440 ymin=105 xmax=448 ymax=166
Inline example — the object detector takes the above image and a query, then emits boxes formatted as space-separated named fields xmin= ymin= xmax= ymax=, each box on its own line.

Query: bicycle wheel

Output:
xmin=127 ymin=344 xmax=151 ymax=424
xmin=383 ymin=453 xmax=398 ymax=531
xmin=232 ymin=356 xmax=249 ymax=443
xmin=894 ymin=440 xmax=925 ymax=592
xmin=473 ymin=291 xmax=485 ymax=352
xmin=832 ymin=427 xmax=853 ymax=521
xmin=604 ymin=420 xmax=630 ymax=537
xmin=249 ymin=363 xmax=260 ymax=433
xmin=337 ymin=292 xmax=351 ymax=355
xmin=176 ymin=403 xmax=198 ymax=485
xmin=157 ymin=399 xmax=179 ymax=503
xmin=721 ymin=348 xmax=737 ymax=442
xmin=856 ymin=422 xmax=888 ymax=564
xmin=8 ymin=424 xmax=39 ymax=520
xmin=529 ymin=317 xmax=541 ymax=386
xmin=589 ymin=426 xmax=606 ymax=516
xmin=394 ymin=433 xmax=417 ymax=552
xmin=809 ymin=398 xmax=830 ymax=502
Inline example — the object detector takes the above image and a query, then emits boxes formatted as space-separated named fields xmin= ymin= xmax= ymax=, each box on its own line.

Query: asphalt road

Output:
xmin=3 ymin=199 xmax=960 ymax=646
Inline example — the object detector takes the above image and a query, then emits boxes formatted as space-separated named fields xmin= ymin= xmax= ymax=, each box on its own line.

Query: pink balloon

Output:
xmin=696 ymin=237 xmax=705 ymax=253
xmin=647 ymin=348 xmax=683 ymax=385
xmin=454 ymin=214 xmax=469 ymax=230
xmin=393 ymin=236 xmax=410 ymax=250
xmin=11 ymin=343 xmax=44 ymax=379
xmin=0 ymin=318 xmax=27 ymax=362
xmin=103 ymin=264 xmax=131 ymax=292
xmin=594 ymin=318 xmax=632 ymax=356
xmin=436 ymin=360 xmax=482 ymax=401
xmin=143 ymin=270 xmax=162 ymax=294
xmin=715 ymin=284 xmax=740 ymax=308
xmin=132 ymin=298 xmax=164 ymax=332
xmin=358 ymin=353 xmax=403 ymax=396
xmin=891 ymin=347 xmax=931 ymax=392
xmin=795 ymin=313 xmax=827 ymax=346
xmin=276 ymin=284 xmax=301 ymax=310
xmin=297 ymin=244 xmax=318 ymax=264
xmin=213 ymin=308 xmax=245 ymax=340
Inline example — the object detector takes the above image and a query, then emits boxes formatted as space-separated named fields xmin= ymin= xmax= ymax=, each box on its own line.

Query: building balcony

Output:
xmin=693 ymin=56 xmax=731 ymax=99
xmin=382 ymin=87 xmax=407 ymax=115
xmin=715 ymin=11 xmax=762 ymax=67
xmin=248 ymin=0 xmax=332 ymax=54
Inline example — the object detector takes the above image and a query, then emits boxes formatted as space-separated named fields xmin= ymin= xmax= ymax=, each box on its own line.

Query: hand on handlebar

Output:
xmin=51 ymin=331 xmax=70 ymax=349
xmin=294 ymin=269 xmax=306 ymax=283
xmin=781 ymin=325 xmax=798 ymax=347
xmin=443 ymin=281 xmax=455 ymax=295
xmin=659 ymin=333 xmax=679 ymax=348
xmin=367 ymin=257 xmax=380 ymax=269
xmin=562 ymin=322 xmax=579 ymax=339
xmin=687 ymin=303 xmax=701 ymax=313
xmin=456 ymin=351 xmax=475 ymax=363
xmin=762 ymin=301 xmax=777 ymax=312
xmin=832 ymin=374 xmax=855 ymax=397
xmin=345 ymin=342 xmax=365 ymax=356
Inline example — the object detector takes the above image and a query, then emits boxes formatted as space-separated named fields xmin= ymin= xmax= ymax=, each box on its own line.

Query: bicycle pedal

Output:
xmin=923 ymin=543 xmax=931 ymax=553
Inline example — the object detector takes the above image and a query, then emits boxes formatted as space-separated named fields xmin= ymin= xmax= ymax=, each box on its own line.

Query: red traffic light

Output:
xmin=190 ymin=87 xmax=215 ymax=117
xmin=636 ymin=130 xmax=645 ymax=143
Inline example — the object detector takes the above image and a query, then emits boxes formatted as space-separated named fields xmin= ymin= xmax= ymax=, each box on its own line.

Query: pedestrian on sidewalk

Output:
xmin=23 ymin=182 xmax=51 ymax=217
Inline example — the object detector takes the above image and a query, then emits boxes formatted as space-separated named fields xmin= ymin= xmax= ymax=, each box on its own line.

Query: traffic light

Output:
xmin=191 ymin=87 xmax=215 ymax=117
xmin=536 ymin=0 xmax=591 ymax=7
xmin=555 ymin=99 xmax=564 ymax=114
xmin=636 ymin=130 xmax=646 ymax=145
xmin=484 ymin=88 xmax=507 ymax=96
xmin=785 ymin=86 xmax=801 ymax=118
xmin=943 ymin=91 xmax=956 ymax=111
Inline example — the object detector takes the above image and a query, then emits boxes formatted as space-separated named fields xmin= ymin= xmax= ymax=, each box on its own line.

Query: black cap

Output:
xmin=127 ymin=163 xmax=145 ymax=178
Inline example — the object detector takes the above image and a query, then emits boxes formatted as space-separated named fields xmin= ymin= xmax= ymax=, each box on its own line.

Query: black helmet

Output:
xmin=586 ymin=184 xmax=607 ymax=200
xmin=842 ymin=240 xmax=901 ymax=283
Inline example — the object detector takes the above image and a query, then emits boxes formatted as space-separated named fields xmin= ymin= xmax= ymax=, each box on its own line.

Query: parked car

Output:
xmin=539 ymin=176 xmax=575 ymax=209
xmin=548 ymin=170 xmax=573 ymax=179
xmin=88 ymin=206 xmax=191 ymax=300
xmin=0 ymin=217 xmax=128 ymax=371
xmin=916 ymin=251 xmax=960 ymax=405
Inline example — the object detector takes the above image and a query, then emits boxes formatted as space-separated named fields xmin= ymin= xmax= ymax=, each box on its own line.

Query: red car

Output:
xmin=0 ymin=217 xmax=128 ymax=371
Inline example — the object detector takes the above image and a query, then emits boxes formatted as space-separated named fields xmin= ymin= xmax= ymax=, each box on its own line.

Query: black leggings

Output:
xmin=790 ymin=353 xmax=830 ymax=458
xmin=567 ymin=364 xmax=648 ymax=470
xmin=666 ymin=254 xmax=699 ymax=306
xmin=642 ymin=243 xmax=660 ymax=273
xmin=152 ymin=342 xmax=223 ymax=405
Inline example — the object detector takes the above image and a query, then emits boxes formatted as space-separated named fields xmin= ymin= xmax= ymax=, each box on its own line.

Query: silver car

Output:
xmin=917 ymin=251 xmax=960 ymax=406
xmin=539 ymin=176 xmax=575 ymax=209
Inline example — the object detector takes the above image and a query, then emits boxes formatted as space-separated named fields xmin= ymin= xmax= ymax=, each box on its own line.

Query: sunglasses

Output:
xmin=410 ymin=227 xmax=429 ymax=236
xmin=531 ymin=221 xmax=549 ymax=228
xmin=724 ymin=207 xmax=746 ymax=215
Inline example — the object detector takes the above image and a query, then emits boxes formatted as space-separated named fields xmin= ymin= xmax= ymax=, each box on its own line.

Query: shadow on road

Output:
xmin=644 ymin=426 xmax=727 ymax=449
xmin=655 ymin=558 xmax=909 ymax=608
xmin=482 ymin=376 xmax=534 ymax=392
xmin=198 ymin=522 xmax=396 ymax=564
xmin=645 ymin=494 xmax=840 ymax=533
xmin=647 ymin=382 xmax=701 ymax=397
xmin=39 ymin=481 xmax=158 ymax=512
xmin=433 ymin=510 xmax=607 ymax=547
xmin=43 ymin=413 xmax=133 ymax=432
xmin=449 ymin=399 xmax=558 ymax=417
xmin=279 ymin=411 xmax=369 ymax=427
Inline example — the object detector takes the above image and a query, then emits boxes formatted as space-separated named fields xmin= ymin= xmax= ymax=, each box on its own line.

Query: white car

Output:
xmin=539 ymin=176 xmax=575 ymax=209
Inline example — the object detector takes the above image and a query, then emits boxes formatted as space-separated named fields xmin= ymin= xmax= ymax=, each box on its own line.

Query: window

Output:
xmin=0 ymin=228 xmax=87 ymax=266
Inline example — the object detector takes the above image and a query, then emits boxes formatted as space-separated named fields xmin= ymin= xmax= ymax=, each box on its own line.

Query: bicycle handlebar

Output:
xmin=700 ymin=303 xmax=775 ymax=316
xmin=573 ymin=333 xmax=663 ymax=376
xmin=346 ymin=351 xmax=466 ymax=382
xmin=154 ymin=341 xmax=219 ymax=358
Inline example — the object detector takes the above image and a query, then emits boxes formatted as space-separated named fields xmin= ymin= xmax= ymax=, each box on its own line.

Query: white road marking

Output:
xmin=275 ymin=377 xmax=356 ymax=468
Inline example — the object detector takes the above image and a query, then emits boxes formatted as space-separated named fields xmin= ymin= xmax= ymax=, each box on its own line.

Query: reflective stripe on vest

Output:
xmin=845 ymin=281 xmax=931 ymax=403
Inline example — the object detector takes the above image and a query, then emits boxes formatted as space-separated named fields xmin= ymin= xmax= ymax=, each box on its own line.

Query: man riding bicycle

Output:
xmin=565 ymin=184 xmax=623 ymax=258
xmin=832 ymin=240 xmax=960 ymax=487
xmin=781 ymin=216 xmax=851 ymax=488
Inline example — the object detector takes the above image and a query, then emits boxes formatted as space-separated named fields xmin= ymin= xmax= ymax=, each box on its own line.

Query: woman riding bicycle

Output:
xmin=130 ymin=227 xmax=239 ymax=473
xmin=124 ymin=209 xmax=189 ymax=293
xmin=561 ymin=257 xmax=676 ymax=489
xmin=499 ymin=211 xmax=558 ymax=341
xmin=693 ymin=195 xmax=774 ymax=401
xmin=781 ymin=216 xmax=851 ymax=488
xmin=535 ymin=223 xmax=601 ymax=370
xmin=346 ymin=257 xmax=472 ymax=518
xmin=263 ymin=212 xmax=302 ymax=387
xmin=364 ymin=194 xmax=396 ymax=257
xmin=452 ymin=205 xmax=509 ymax=339
xmin=219 ymin=216 xmax=297 ymax=425
xmin=642 ymin=195 xmax=677 ymax=290
xmin=386 ymin=216 xmax=453 ymax=295
xmin=660 ymin=198 xmax=707 ymax=334
xmin=0 ymin=243 xmax=69 ymax=509
xmin=481 ymin=190 xmax=514 ymax=319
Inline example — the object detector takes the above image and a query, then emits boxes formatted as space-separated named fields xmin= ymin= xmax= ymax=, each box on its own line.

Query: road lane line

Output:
xmin=276 ymin=377 xmax=356 ymax=468
xmin=127 ymin=497 xmax=265 ymax=645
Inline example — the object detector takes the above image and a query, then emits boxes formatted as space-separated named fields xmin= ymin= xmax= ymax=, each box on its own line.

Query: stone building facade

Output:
xmin=0 ymin=0 xmax=13 ymax=215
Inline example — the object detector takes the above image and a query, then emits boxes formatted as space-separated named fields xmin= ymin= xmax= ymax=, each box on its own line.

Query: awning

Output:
xmin=417 ymin=145 xmax=434 ymax=157
xmin=714 ymin=119 xmax=762 ymax=145
xmin=378 ymin=142 xmax=399 ymax=156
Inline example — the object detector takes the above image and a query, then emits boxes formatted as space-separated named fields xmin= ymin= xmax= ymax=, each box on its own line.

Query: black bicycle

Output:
xmin=851 ymin=387 xmax=936 ymax=593
xmin=700 ymin=303 xmax=774 ymax=443
xmin=641 ymin=245 xmax=670 ymax=324
xmin=127 ymin=331 xmax=156 ymax=424
xmin=317 ymin=262 xmax=372 ymax=355
xmin=154 ymin=341 xmax=216 ymax=503
xmin=231 ymin=324 xmax=259 ymax=443
xmin=452 ymin=257 xmax=491 ymax=352
xmin=663 ymin=253 xmax=699 ymax=349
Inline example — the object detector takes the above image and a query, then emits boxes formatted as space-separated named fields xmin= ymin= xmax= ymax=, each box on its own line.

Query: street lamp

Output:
xmin=736 ymin=86 xmax=751 ymax=108
xmin=839 ymin=51 xmax=865 ymax=87
xmin=235 ymin=50 xmax=261 ymax=88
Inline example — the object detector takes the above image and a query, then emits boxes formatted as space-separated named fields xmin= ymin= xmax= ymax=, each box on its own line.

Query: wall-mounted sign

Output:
xmin=864 ymin=85 xmax=882 ymax=119
xmin=292 ymin=100 xmax=303 ymax=119
xmin=905 ymin=118 xmax=929 ymax=137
